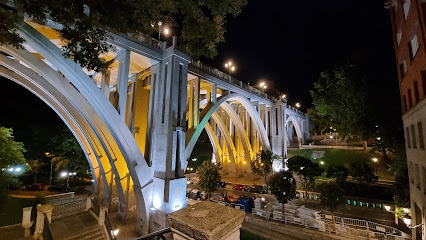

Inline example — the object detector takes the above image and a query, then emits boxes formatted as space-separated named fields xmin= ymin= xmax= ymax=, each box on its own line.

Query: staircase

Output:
xmin=63 ymin=226 xmax=105 ymax=240
xmin=50 ymin=211 xmax=107 ymax=240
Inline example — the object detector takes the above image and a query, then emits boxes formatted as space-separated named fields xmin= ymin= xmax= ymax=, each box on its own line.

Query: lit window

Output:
xmin=410 ymin=34 xmax=419 ymax=58
xmin=403 ymin=0 xmax=411 ymax=20
xmin=397 ymin=30 xmax=402 ymax=46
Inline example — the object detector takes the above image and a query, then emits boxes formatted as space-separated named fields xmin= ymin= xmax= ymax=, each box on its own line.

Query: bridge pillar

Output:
xmin=271 ymin=101 xmax=284 ymax=156
xmin=188 ymin=77 xmax=200 ymax=129
xmin=146 ymin=46 xmax=191 ymax=232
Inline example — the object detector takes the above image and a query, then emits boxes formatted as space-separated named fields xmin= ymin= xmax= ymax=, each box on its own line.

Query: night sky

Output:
xmin=0 ymin=0 xmax=402 ymax=146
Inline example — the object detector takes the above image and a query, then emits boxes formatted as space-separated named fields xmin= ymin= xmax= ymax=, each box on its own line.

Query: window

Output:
xmin=397 ymin=29 xmax=402 ymax=46
xmin=416 ymin=164 xmax=420 ymax=188
xmin=403 ymin=95 xmax=408 ymax=112
xmin=414 ymin=81 xmax=420 ymax=103
xmin=410 ymin=161 xmax=414 ymax=183
xmin=408 ymin=89 xmax=413 ymax=108
xmin=423 ymin=167 xmax=426 ymax=193
xmin=419 ymin=122 xmax=425 ymax=149
xmin=410 ymin=34 xmax=419 ymax=59
xmin=407 ymin=127 xmax=411 ymax=148
xmin=403 ymin=0 xmax=411 ymax=20
xmin=412 ymin=124 xmax=417 ymax=148
xmin=422 ymin=71 xmax=426 ymax=98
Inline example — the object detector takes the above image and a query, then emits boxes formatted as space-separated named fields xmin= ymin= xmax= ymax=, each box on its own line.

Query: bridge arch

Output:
xmin=285 ymin=115 xmax=304 ymax=146
xmin=185 ymin=93 xmax=271 ymax=161
xmin=2 ymin=22 xmax=154 ymax=234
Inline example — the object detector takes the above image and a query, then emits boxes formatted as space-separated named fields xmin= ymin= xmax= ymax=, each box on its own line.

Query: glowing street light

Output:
xmin=372 ymin=158 xmax=378 ymax=176
xmin=225 ymin=61 xmax=235 ymax=75
xmin=295 ymin=103 xmax=301 ymax=108
xmin=60 ymin=171 xmax=76 ymax=191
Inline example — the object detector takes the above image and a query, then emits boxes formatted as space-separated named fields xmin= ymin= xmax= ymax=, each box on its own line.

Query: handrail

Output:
xmin=132 ymin=228 xmax=172 ymax=240
xmin=42 ymin=213 xmax=54 ymax=240
xmin=104 ymin=212 xmax=116 ymax=240
xmin=46 ymin=192 xmax=75 ymax=201
xmin=52 ymin=198 xmax=86 ymax=217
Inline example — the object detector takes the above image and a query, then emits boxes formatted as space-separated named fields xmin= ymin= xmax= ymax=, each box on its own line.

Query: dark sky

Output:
xmin=0 ymin=0 xmax=402 ymax=145
xmin=204 ymin=0 xmax=399 ymax=110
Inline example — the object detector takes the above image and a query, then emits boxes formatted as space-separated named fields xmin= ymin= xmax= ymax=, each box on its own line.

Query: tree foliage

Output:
xmin=0 ymin=127 xmax=26 ymax=191
xmin=326 ymin=165 xmax=349 ymax=183
xmin=307 ymin=107 xmax=332 ymax=134
xmin=310 ymin=65 xmax=374 ymax=144
xmin=349 ymin=161 xmax=376 ymax=184
xmin=0 ymin=126 xmax=26 ymax=168
xmin=49 ymin=128 xmax=89 ymax=175
xmin=287 ymin=156 xmax=323 ymax=191
xmin=318 ymin=182 xmax=345 ymax=213
xmin=1 ymin=0 xmax=247 ymax=72
xmin=251 ymin=150 xmax=281 ymax=188
xmin=197 ymin=160 xmax=221 ymax=195
xmin=268 ymin=170 xmax=296 ymax=205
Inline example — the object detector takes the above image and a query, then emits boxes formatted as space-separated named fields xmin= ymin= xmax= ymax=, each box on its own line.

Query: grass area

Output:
xmin=240 ymin=229 xmax=266 ymax=240
xmin=0 ymin=195 xmax=38 ymax=226
xmin=288 ymin=148 xmax=395 ymax=181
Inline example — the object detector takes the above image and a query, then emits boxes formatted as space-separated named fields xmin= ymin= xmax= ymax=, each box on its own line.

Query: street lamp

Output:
xmin=225 ymin=61 xmax=235 ymax=76
xmin=60 ymin=171 xmax=76 ymax=191
xmin=45 ymin=152 xmax=54 ymax=186
xmin=320 ymin=161 xmax=325 ymax=180
xmin=192 ymin=158 xmax=197 ymax=172
xmin=259 ymin=82 xmax=267 ymax=92
xmin=295 ymin=103 xmax=301 ymax=108
xmin=372 ymin=158 xmax=378 ymax=176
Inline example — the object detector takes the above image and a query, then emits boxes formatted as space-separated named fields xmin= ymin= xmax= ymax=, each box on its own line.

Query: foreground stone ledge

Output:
xmin=168 ymin=201 xmax=245 ymax=240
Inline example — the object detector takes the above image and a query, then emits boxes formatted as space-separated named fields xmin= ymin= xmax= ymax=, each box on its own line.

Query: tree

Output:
xmin=318 ymin=182 xmax=345 ymax=231
xmin=1 ymin=0 xmax=247 ymax=72
xmin=349 ymin=161 xmax=376 ymax=184
xmin=325 ymin=165 xmax=349 ymax=184
xmin=287 ymin=156 xmax=323 ymax=198
xmin=310 ymin=65 xmax=374 ymax=149
xmin=251 ymin=150 xmax=281 ymax=189
xmin=389 ymin=145 xmax=410 ymax=209
xmin=27 ymin=159 xmax=46 ymax=184
xmin=197 ymin=161 xmax=221 ymax=198
xmin=268 ymin=170 xmax=296 ymax=208
xmin=306 ymin=107 xmax=332 ymax=134
xmin=0 ymin=127 xmax=26 ymax=192
xmin=49 ymin=128 xmax=89 ymax=176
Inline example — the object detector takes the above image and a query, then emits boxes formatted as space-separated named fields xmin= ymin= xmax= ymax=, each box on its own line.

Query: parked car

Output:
xmin=219 ymin=194 xmax=239 ymax=203
xmin=22 ymin=183 xmax=45 ymax=191
xmin=48 ymin=184 xmax=69 ymax=192
xmin=217 ymin=181 xmax=227 ymax=188
xmin=232 ymin=184 xmax=248 ymax=191
xmin=248 ymin=185 xmax=267 ymax=194
xmin=190 ymin=189 xmax=201 ymax=200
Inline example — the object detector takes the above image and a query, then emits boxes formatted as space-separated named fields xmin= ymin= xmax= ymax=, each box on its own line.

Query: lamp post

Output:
xmin=225 ymin=61 xmax=235 ymax=76
xmin=260 ymin=82 xmax=267 ymax=92
xmin=61 ymin=171 xmax=76 ymax=191
xmin=152 ymin=21 xmax=170 ymax=40
xmin=320 ymin=161 xmax=325 ymax=180
xmin=45 ymin=152 xmax=54 ymax=186
xmin=295 ymin=103 xmax=301 ymax=109
xmin=192 ymin=158 xmax=197 ymax=173
xmin=372 ymin=158 xmax=378 ymax=176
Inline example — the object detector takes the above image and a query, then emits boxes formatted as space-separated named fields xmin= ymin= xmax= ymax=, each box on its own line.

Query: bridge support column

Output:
xmin=116 ymin=49 xmax=131 ymax=123
xmin=147 ymin=46 xmax=191 ymax=232
xmin=188 ymin=77 xmax=200 ymax=129
xmin=271 ymin=101 xmax=283 ymax=156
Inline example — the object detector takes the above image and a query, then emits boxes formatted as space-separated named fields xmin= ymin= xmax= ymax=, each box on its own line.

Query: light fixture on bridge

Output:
xmin=295 ymin=103 xmax=301 ymax=108
xmin=163 ymin=27 xmax=170 ymax=35
xmin=225 ymin=61 xmax=235 ymax=75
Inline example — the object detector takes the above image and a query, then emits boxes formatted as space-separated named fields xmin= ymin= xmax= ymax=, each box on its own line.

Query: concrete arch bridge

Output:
xmin=0 ymin=20 xmax=309 ymax=234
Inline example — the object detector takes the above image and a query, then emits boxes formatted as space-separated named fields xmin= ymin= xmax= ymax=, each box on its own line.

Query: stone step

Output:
xmin=63 ymin=226 xmax=105 ymax=240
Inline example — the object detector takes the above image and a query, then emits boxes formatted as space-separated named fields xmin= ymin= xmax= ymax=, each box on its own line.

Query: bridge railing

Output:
xmin=52 ymin=198 xmax=87 ymax=217
xmin=190 ymin=60 xmax=277 ymax=102
xmin=120 ymin=33 xmax=162 ymax=51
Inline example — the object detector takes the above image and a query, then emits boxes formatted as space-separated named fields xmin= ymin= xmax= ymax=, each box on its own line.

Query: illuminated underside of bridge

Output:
xmin=0 ymin=20 xmax=309 ymax=234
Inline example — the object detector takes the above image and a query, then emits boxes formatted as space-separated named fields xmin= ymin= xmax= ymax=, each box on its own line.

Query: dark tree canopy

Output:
xmin=251 ymin=150 xmax=281 ymax=188
xmin=310 ymin=64 xmax=374 ymax=144
xmin=349 ymin=161 xmax=376 ymax=184
xmin=318 ymin=182 xmax=345 ymax=213
xmin=268 ymin=170 xmax=296 ymax=204
xmin=287 ymin=156 xmax=323 ymax=185
xmin=325 ymin=165 xmax=349 ymax=183
xmin=49 ymin=127 xmax=89 ymax=175
xmin=197 ymin=160 xmax=221 ymax=194
xmin=0 ymin=0 xmax=247 ymax=71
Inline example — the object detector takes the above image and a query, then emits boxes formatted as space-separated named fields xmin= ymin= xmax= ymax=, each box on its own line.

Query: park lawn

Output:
xmin=287 ymin=148 xmax=395 ymax=181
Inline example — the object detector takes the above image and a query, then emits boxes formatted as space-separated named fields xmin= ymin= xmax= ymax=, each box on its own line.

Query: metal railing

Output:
xmin=104 ymin=212 xmax=116 ymax=240
xmin=320 ymin=214 xmax=406 ymax=237
xmin=190 ymin=60 xmax=279 ymax=102
xmin=42 ymin=213 xmax=54 ymax=240
xmin=52 ymin=198 xmax=86 ymax=217
xmin=46 ymin=192 xmax=75 ymax=202
xmin=122 ymin=33 xmax=162 ymax=51
xmin=91 ymin=198 xmax=100 ymax=217
xmin=133 ymin=228 xmax=172 ymax=240
xmin=0 ymin=212 xmax=21 ymax=227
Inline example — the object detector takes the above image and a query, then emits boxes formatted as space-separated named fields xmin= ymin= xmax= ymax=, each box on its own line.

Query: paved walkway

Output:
xmin=50 ymin=211 xmax=101 ymax=239
xmin=244 ymin=215 xmax=348 ymax=240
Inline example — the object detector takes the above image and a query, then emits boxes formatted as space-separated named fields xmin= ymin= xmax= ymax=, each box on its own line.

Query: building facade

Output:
xmin=388 ymin=0 xmax=426 ymax=239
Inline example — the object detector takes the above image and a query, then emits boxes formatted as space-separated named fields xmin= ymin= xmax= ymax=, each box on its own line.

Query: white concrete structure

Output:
xmin=0 ymin=19 xmax=309 ymax=235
